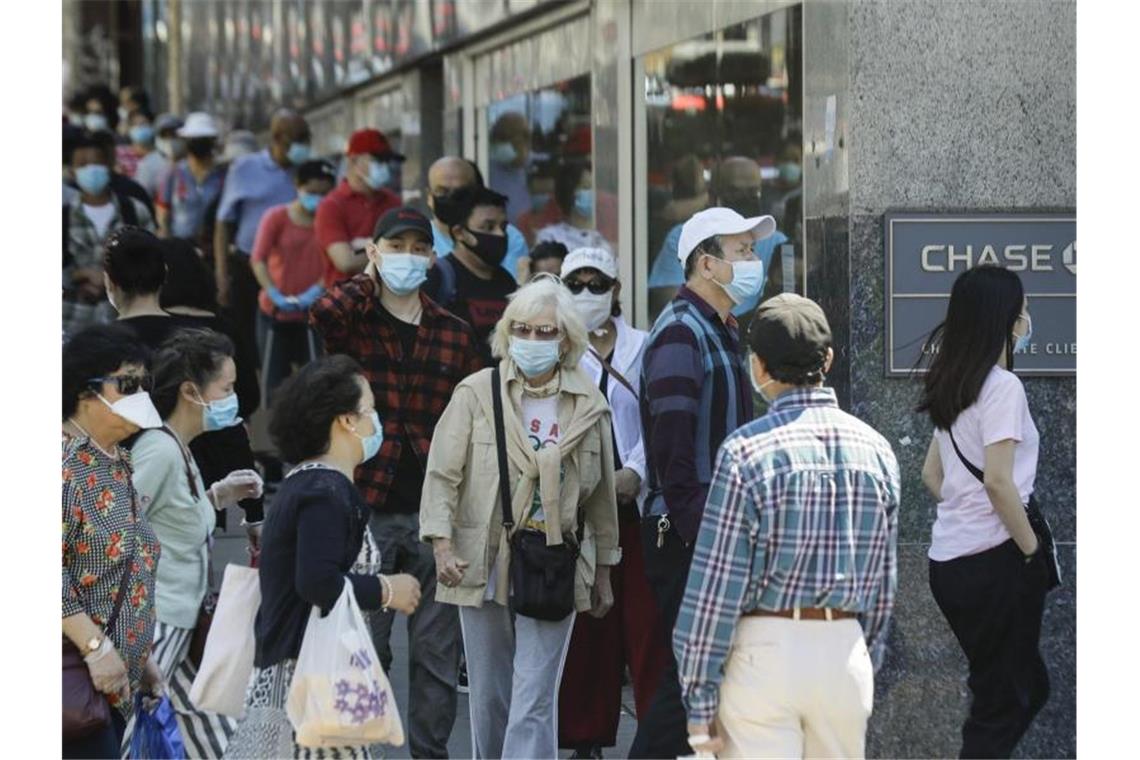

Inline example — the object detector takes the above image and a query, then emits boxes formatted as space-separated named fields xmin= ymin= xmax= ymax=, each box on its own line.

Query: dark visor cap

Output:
xmin=373 ymin=206 xmax=434 ymax=243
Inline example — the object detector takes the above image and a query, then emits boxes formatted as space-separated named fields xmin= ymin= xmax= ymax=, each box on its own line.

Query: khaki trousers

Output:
xmin=715 ymin=617 xmax=874 ymax=759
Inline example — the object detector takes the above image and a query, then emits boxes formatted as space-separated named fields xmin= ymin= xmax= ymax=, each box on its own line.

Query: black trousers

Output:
xmin=929 ymin=539 xmax=1051 ymax=759
xmin=226 ymin=252 xmax=261 ymax=382
xmin=189 ymin=422 xmax=264 ymax=526
xmin=628 ymin=516 xmax=695 ymax=760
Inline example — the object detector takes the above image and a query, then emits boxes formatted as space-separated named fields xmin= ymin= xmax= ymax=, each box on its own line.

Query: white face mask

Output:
xmin=97 ymin=391 xmax=162 ymax=429
xmin=572 ymin=290 xmax=613 ymax=333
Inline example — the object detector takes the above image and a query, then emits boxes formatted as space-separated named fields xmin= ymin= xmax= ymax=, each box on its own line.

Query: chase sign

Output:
xmin=885 ymin=212 xmax=1076 ymax=376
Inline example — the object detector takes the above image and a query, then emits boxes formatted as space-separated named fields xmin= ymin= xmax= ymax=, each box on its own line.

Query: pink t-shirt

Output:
xmin=929 ymin=366 xmax=1040 ymax=561
xmin=250 ymin=204 xmax=327 ymax=322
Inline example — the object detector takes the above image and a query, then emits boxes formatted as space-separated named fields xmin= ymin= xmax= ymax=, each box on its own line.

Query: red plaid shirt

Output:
xmin=310 ymin=274 xmax=484 ymax=512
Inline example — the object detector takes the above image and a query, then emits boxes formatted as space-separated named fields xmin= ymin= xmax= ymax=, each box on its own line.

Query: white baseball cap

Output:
xmin=677 ymin=207 xmax=777 ymax=267
xmin=177 ymin=112 xmax=220 ymax=138
xmin=561 ymin=246 xmax=618 ymax=279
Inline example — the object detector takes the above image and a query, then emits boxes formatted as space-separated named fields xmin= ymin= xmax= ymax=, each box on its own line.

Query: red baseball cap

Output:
xmin=346 ymin=128 xmax=405 ymax=160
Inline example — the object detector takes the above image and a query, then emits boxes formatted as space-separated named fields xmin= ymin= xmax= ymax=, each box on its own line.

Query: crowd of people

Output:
xmin=63 ymin=83 xmax=1054 ymax=760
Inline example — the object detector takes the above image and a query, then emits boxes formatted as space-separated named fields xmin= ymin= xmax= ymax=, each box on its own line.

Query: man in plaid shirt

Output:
xmin=310 ymin=206 xmax=482 ymax=758
xmin=676 ymin=294 xmax=900 ymax=760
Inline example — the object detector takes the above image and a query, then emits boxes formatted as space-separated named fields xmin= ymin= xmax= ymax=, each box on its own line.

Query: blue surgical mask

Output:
xmin=366 ymin=160 xmax=392 ymax=190
xmin=750 ymin=362 xmax=778 ymax=404
xmin=531 ymin=193 xmax=551 ymax=212
xmin=715 ymin=258 xmax=766 ymax=305
xmin=509 ymin=337 xmax=561 ymax=378
xmin=378 ymin=253 xmax=430 ymax=295
xmin=287 ymin=142 xmax=311 ymax=165
xmin=573 ymin=188 xmax=594 ymax=218
xmin=1014 ymin=313 xmax=1033 ymax=353
xmin=193 ymin=392 xmax=240 ymax=432
xmin=490 ymin=141 xmax=517 ymax=165
xmin=84 ymin=113 xmax=109 ymax=132
xmin=75 ymin=164 xmax=111 ymax=196
xmin=298 ymin=191 xmax=324 ymax=213
xmin=779 ymin=162 xmax=802 ymax=184
xmin=353 ymin=410 xmax=384 ymax=464
xmin=130 ymin=125 xmax=155 ymax=146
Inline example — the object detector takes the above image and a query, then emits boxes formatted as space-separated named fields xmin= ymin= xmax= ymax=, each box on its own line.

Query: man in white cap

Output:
xmin=630 ymin=206 xmax=776 ymax=759
xmin=155 ymin=112 xmax=226 ymax=245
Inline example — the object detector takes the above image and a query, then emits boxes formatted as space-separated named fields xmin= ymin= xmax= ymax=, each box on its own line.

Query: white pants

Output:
xmin=715 ymin=617 xmax=874 ymax=759
xmin=458 ymin=602 xmax=576 ymax=760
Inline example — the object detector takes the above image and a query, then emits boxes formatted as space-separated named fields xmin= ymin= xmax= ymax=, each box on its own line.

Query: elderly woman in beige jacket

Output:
xmin=420 ymin=275 xmax=621 ymax=760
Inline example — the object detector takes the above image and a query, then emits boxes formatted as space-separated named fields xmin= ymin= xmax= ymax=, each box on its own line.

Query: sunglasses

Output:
xmin=510 ymin=321 xmax=562 ymax=341
xmin=564 ymin=278 xmax=615 ymax=295
xmin=87 ymin=373 xmax=153 ymax=395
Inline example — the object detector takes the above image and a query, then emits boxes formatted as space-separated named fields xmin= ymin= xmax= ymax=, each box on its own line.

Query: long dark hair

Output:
xmin=916 ymin=266 xmax=1025 ymax=430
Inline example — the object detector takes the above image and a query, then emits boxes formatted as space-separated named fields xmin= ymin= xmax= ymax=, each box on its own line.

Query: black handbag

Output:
xmin=948 ymin=429 xmax=1061 ymax=590
xmin=491 ymin=366 xmax=581 ymax=621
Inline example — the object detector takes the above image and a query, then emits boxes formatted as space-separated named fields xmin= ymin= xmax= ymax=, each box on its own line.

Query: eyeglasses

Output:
xmin=509 ymin=321 xmax=562 ymax=341
xmin=87 ymin=373 xmax=152 ymax=395
xmin=564 ymin=278 xmax=614 ymax=295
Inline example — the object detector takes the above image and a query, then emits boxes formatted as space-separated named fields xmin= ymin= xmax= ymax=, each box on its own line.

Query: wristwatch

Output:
xmin=83 ymin=635 xmax=104 ymax=656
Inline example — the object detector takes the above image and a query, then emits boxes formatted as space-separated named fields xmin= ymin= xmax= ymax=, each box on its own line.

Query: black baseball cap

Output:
xmin=372 ymin=206 xmax=433 ymax=243
xmin=747 ymin=294 xmax=832 ymax=380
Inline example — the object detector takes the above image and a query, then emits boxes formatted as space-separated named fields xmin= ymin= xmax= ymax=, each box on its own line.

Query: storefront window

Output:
xmin=486 ymin=74 xmax=608 ymax=256
xmin=641 ymin=6 xmax=803 ymax=325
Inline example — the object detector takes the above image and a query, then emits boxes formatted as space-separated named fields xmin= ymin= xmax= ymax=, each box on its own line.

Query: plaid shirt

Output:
xmin=63 ymin=193 xmax=155 ymax=339
xmin=674 ymin=387 xmax=901 ymax=725
xmin=310 ymin=274 xmax=483 ymax=512
xmin=639 ymin=286 xmax=753 ymax=541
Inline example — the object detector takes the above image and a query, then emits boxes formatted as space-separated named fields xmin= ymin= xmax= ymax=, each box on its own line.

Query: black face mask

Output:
xmin=720 ymin=190 xmax=763 ymax=219
xmin=460 ymin=226 xmax=508 ymax=266
xmin=431 ymin=190 xmax=465 ymax=226
xmin=186 ymin=138 xmax=216 ymax=160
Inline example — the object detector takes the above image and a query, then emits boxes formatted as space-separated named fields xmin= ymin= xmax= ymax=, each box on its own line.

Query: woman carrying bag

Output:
xmin=917 ymin=265 xmax=1058 ymax=758
xmin=126 ymin=328 xmax=263 ymax=757
xmin=420 ymin=275 xmax=622 ymax=760
xmin=225 ymin=355 xmax=420 ymax=759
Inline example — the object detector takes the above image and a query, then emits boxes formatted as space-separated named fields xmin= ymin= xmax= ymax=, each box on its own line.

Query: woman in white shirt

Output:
xmin=555 ymin=248 xmax=670 ymax=758
xmin=917 ymin=266 xmax=1051 ymax=759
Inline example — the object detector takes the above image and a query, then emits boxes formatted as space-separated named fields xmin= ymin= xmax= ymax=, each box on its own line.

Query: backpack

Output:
xmin=63 ymin=192 xmax=140 ymax=268
xmin=434 ymin=254 xmax=458 ymax=309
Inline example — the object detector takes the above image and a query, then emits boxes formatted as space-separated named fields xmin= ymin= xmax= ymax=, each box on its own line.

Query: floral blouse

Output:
xmin=62 ymin=433 xmax=162 ymax=712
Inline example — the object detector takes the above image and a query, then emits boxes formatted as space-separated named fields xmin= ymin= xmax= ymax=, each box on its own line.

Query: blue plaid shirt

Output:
xmin=674 ymin=386 xmax=901 ymax=724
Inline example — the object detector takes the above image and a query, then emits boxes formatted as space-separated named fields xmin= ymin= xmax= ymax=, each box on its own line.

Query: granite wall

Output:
xmin=806 ymin=1 xmax=1076 ymax=756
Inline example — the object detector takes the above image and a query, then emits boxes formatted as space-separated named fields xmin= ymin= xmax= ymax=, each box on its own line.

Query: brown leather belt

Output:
xmin=743 ymin=608 xmax=858 ymax=621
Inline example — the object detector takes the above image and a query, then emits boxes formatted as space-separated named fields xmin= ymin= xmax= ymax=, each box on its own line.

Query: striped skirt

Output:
xmin=122 ymin=620 xmax=238 ymax=758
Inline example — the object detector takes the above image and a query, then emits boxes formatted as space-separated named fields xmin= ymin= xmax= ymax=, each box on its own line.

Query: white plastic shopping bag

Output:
xmin=189 ymin=563 xmax=260 ymax=717
xmin=286 ymin=579 xmax=404 ymax=749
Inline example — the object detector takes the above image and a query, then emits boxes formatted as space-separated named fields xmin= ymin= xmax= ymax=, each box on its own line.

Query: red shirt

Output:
xmin=250 ymin=204 xmax=327 ymax=321
xmin=313 ymin=180 xmax=400 ymax=285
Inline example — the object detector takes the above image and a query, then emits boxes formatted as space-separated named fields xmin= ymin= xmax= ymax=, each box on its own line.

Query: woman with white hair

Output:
xmin=419 ymin=274 xmax=621 ymax=760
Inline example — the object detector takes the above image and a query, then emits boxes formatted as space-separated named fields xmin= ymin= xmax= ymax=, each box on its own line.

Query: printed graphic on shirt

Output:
xmin=522 ymin=397 xmax=561 ymax=531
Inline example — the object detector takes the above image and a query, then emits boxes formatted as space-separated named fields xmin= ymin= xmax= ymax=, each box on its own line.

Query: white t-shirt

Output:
xmin=83 ymin=202 xmax=117 ymax=239
xmin=928 ymin=366 xmax=1040 ymax=561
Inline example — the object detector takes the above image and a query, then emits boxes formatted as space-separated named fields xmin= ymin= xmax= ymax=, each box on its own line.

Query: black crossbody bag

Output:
xmin=491 ymin=366 xmax=581 ymax=621
xmin=948 ymin=429 xmax=1061 ymax=590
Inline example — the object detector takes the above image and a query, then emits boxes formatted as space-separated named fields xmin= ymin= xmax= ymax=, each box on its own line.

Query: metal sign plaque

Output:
xmin=885 ymin=212 xmax=1076 ymax=377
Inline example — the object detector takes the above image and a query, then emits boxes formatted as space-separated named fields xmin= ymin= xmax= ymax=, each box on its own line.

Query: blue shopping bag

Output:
xmin=129 ymin=692 xmax=186 ymax=759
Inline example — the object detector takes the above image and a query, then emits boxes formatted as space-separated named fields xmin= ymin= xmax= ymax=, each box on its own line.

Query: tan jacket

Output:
xmin=420 ymin=360 xmax=622 ymax=610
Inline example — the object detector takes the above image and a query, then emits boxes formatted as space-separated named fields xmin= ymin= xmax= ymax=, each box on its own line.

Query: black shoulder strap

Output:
xmin=63 ymin=204 xmax=72 ymax=268
xmin=589 ymin=348 xmax=636 ymax=397
xmin=154 ymin=425 xmax=201 ymax=499
xmin=491 ymin=366 xmax=514 ymax=533
xmin=116 ymin=192 xmax=139 ymax=227
xmin=947 ymin=428 xmax=985 ymax=484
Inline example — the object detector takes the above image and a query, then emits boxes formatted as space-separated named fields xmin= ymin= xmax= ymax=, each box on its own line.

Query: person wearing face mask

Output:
xmin=630 ymin=206 xmax=774 ymax=759
xmin=425 ymin=156 xmax=530 ymax=282
xmin=224 ymin=355 xmax=421 ymax=759
xmin=487 ymin=111 xmax=532 ymax=225
xmin=64 ymin=133 xmax=156 ymax=338
xmin=125 ymin=110 xmax=168 ymax=199
xmin=534 ymin=162 xmax=610 ymax=254
xmin=314 ymin=128 xmax=404 ymax=283
xmin=423 ymin=184 xmax=518 ymax=366
xmin=557 ymin=249 xmax=669 ymax=759
xmin=124 ymin=328 xmax=262 ymax=757
xmin=155 ymin=112 xmax=226 ymax=244
xmin=309 ymin=206 xmax=482 ymax=756
xmin=918 ymin=266 xmax=1053 ymax=759
xmin=676 ymin=294 xmax=901 ymax=760
xmin=250 ymin=159 xmax=336 ymax=404
xmin=214 ymin=109 xmax=311 ymax=358
xmin=420 ymin=276 xmax=620 ymax=760
xmin=62 ymin=324 xmax=165 ymax=758
xmin=648 ymin=156 xmax=791 ymax=319
xmin=154 ymin=114 xmax=186 ymax=163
